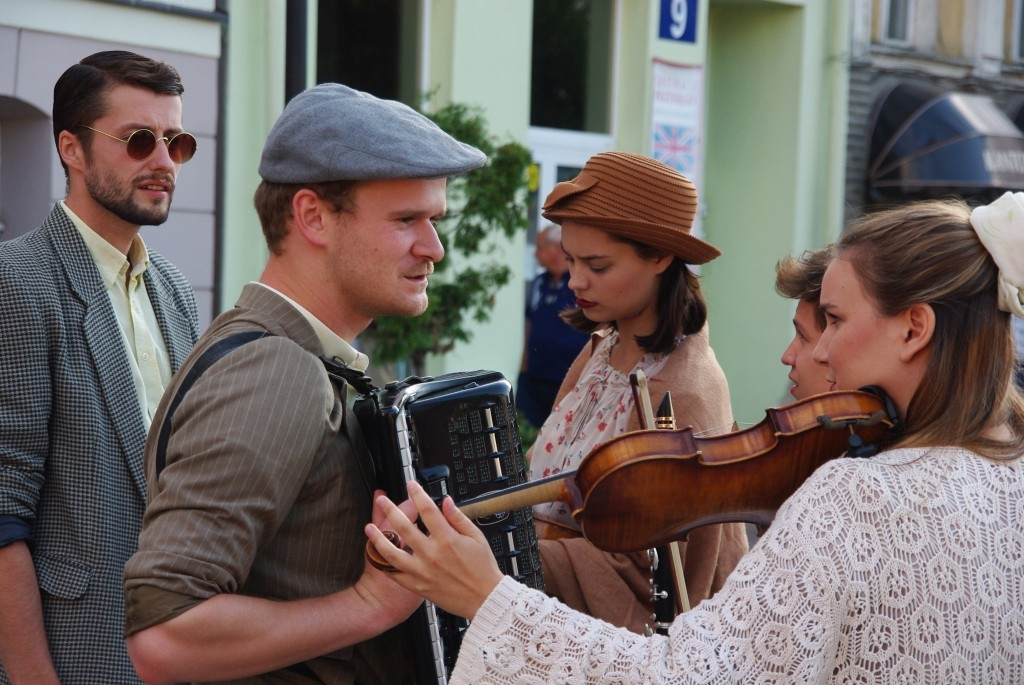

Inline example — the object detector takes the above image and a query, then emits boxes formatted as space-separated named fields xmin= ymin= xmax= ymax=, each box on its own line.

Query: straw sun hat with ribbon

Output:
xmin=541 ymin=151 xmax=721 ymax=264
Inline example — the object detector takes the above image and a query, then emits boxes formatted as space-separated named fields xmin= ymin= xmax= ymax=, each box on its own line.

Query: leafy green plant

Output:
xmin=362 ymin=101 xmax=533 ymax=375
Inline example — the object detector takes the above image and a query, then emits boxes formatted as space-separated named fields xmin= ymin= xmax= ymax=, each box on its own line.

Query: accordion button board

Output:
xmin=354 ymin=370 xmax=545 ymax=684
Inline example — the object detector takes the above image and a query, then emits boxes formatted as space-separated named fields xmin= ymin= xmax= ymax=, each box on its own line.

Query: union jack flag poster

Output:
xmin=653 ymin=124 xmax=697 ymax=176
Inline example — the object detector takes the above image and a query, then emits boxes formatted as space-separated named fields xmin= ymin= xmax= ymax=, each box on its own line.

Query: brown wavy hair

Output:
xmin=836 ymin=199 xmax=1024 ymax=459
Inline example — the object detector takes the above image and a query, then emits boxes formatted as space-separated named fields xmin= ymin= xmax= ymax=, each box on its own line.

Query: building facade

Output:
xmin=847 ymin=0 xmax=1024 ymax=215
xmin=1 ymin=0 xmax=855 ymax=424
xmin=0 ymin=0 xmax=223 ymax=324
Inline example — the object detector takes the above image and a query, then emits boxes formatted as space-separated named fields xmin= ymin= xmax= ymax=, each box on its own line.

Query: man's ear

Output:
xmin=58 ymin=130 xmax=85 ymax=172
xmin=291 ymin=189 xmax=330 ymax=247
xmin=899 ymin=302 xmax=935 ymax=362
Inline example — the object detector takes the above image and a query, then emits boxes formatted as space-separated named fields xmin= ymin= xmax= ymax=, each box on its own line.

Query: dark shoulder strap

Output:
xmin=154 ymin=330 xmax=273 ymax=481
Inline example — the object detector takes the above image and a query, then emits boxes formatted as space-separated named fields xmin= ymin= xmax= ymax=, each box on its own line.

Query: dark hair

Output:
xmin=837 ymin=199 xmax=1024 ymax=458
xmin=560 ymin=237 xmax=708 ymax=355
xmin=253 ymin=180 xmax=359 ymax=254
xmin=53 ymin=50 xmax=185 ymax=178
xmin=775 ymin=246 xmax=834 ymax=331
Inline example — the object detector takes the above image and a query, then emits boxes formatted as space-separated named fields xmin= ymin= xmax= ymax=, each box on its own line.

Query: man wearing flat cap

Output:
xmin=123 ymin=83 xmax=486 ymax=684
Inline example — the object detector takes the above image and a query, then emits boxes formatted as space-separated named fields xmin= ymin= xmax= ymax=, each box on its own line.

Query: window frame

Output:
xmin=880 ymin=0 xmax=913 ymax=46
xmin=1013 ymin=0 xmax=1024 ymax=62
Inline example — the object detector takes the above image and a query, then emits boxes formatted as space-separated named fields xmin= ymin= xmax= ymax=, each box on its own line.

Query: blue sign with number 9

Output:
xmin=659 ymin=0 xmax=697 ymax=43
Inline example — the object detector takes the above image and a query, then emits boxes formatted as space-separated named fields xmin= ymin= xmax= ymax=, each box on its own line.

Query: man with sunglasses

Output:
xmin=123 ymin=83 xmax=485 ymax=684
xmin=0 ymin=51 xmax=200 ymax=684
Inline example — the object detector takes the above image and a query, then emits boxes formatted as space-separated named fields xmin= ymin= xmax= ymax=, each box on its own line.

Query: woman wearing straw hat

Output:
xmin=368 ymin=193 xmax=1024 ymax=684
xmin=523 ymin=152 xmax=748 ymax=633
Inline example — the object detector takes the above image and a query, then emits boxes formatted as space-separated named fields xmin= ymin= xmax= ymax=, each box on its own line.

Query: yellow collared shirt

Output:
xmin=61 ymin=201 xmax=171 ymax=429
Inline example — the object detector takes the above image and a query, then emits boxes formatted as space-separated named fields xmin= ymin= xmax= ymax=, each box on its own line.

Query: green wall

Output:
xmin=702 ymin=0 xmax=849 ymax=425
xmin=216 ymin=0 xmax=852 ymax=422
xmin=428 ymin=0 xmax=534 ymax=381
xmin=220 ymin=0 xmax=287 ymax=308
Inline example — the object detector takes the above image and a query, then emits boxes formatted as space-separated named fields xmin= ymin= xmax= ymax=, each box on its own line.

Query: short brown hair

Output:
xmin=53 ymin=50 xmax=184 ymax=180
xmin=775 ymin=246 xmax=834 ymax=331
xmin=253 ymin=180 xmax=359 ymax=254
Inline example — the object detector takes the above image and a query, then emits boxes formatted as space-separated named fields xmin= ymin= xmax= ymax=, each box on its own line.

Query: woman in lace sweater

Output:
xmin=527 ymin=152 xmax=747 ymax=632
xmin=368 ymin=194 xmax=1024 ymax=683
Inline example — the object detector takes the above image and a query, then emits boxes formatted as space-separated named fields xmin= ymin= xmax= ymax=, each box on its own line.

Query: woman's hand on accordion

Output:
xmin=365 ymin=480 xmax=504 ymax=620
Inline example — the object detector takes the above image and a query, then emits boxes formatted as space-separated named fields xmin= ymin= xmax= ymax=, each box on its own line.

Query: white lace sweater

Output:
xmin=451 ymin=447 xmax=1024 ymax=684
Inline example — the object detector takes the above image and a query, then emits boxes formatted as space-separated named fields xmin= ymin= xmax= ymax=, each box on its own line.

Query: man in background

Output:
xmin=517 ymin=224 xmax=589 ymax=429
xmin=0 ymin=51 xmax=200 ymax=683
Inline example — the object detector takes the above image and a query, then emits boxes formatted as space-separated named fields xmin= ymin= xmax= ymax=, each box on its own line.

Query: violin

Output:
xmin=366 ymin=388 xmax=899 ymax=567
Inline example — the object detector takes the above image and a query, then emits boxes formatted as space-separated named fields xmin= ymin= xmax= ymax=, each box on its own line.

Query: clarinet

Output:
xmin=629 ymin=372 xmax=689 ymax=635
xmin=648 ymin=392 xmax=686 ymax=634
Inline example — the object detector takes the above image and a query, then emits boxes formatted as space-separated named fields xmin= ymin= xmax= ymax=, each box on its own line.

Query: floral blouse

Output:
xmin=528 ymin=329 xmax=672 ymax=528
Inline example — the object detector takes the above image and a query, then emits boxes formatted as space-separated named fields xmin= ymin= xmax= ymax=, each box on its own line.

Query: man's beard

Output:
xmin=85 ymin=167 xmax=172 ymax=227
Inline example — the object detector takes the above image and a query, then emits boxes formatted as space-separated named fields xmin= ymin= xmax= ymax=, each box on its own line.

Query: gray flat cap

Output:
xmin=258 ymin=83 xmax=487 ymax=183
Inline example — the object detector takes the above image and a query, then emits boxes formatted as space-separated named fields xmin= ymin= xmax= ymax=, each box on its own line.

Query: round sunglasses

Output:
xmin=79 ymin=125 xmax=198 ymax=164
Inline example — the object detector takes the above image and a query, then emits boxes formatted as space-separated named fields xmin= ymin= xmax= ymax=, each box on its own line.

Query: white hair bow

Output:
xmin=969 ymin=191 xmax=1024 ymax=317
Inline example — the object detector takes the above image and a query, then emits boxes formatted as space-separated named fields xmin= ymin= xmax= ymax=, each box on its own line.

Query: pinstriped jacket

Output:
xmin=124 ymin=284 xmax=414 ymax=684
xmin=0 ymin=204 xmax=199 ymax=684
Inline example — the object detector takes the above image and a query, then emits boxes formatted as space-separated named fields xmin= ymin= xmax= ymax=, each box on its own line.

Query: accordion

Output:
xmin=354 ymin=370 xmax=545 ymax=684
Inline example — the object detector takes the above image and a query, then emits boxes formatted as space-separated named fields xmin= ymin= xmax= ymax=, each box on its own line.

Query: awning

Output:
xmin=1007 ymin=98 xmax=1024 ymax=132
xmin=867 ymin=82 xmax=1024 ymax=202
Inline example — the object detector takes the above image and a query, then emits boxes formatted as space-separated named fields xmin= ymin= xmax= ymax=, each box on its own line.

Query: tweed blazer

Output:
xmin=0 ymin=204 xmax=199 ymax=684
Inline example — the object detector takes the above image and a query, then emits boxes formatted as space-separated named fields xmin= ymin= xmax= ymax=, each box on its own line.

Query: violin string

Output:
xmin=691 ymin=421 xmax=740 ymax=438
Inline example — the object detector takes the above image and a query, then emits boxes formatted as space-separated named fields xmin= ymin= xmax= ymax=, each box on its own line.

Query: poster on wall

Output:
xmin=651 ymin=58 xmax=705 ymax=236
